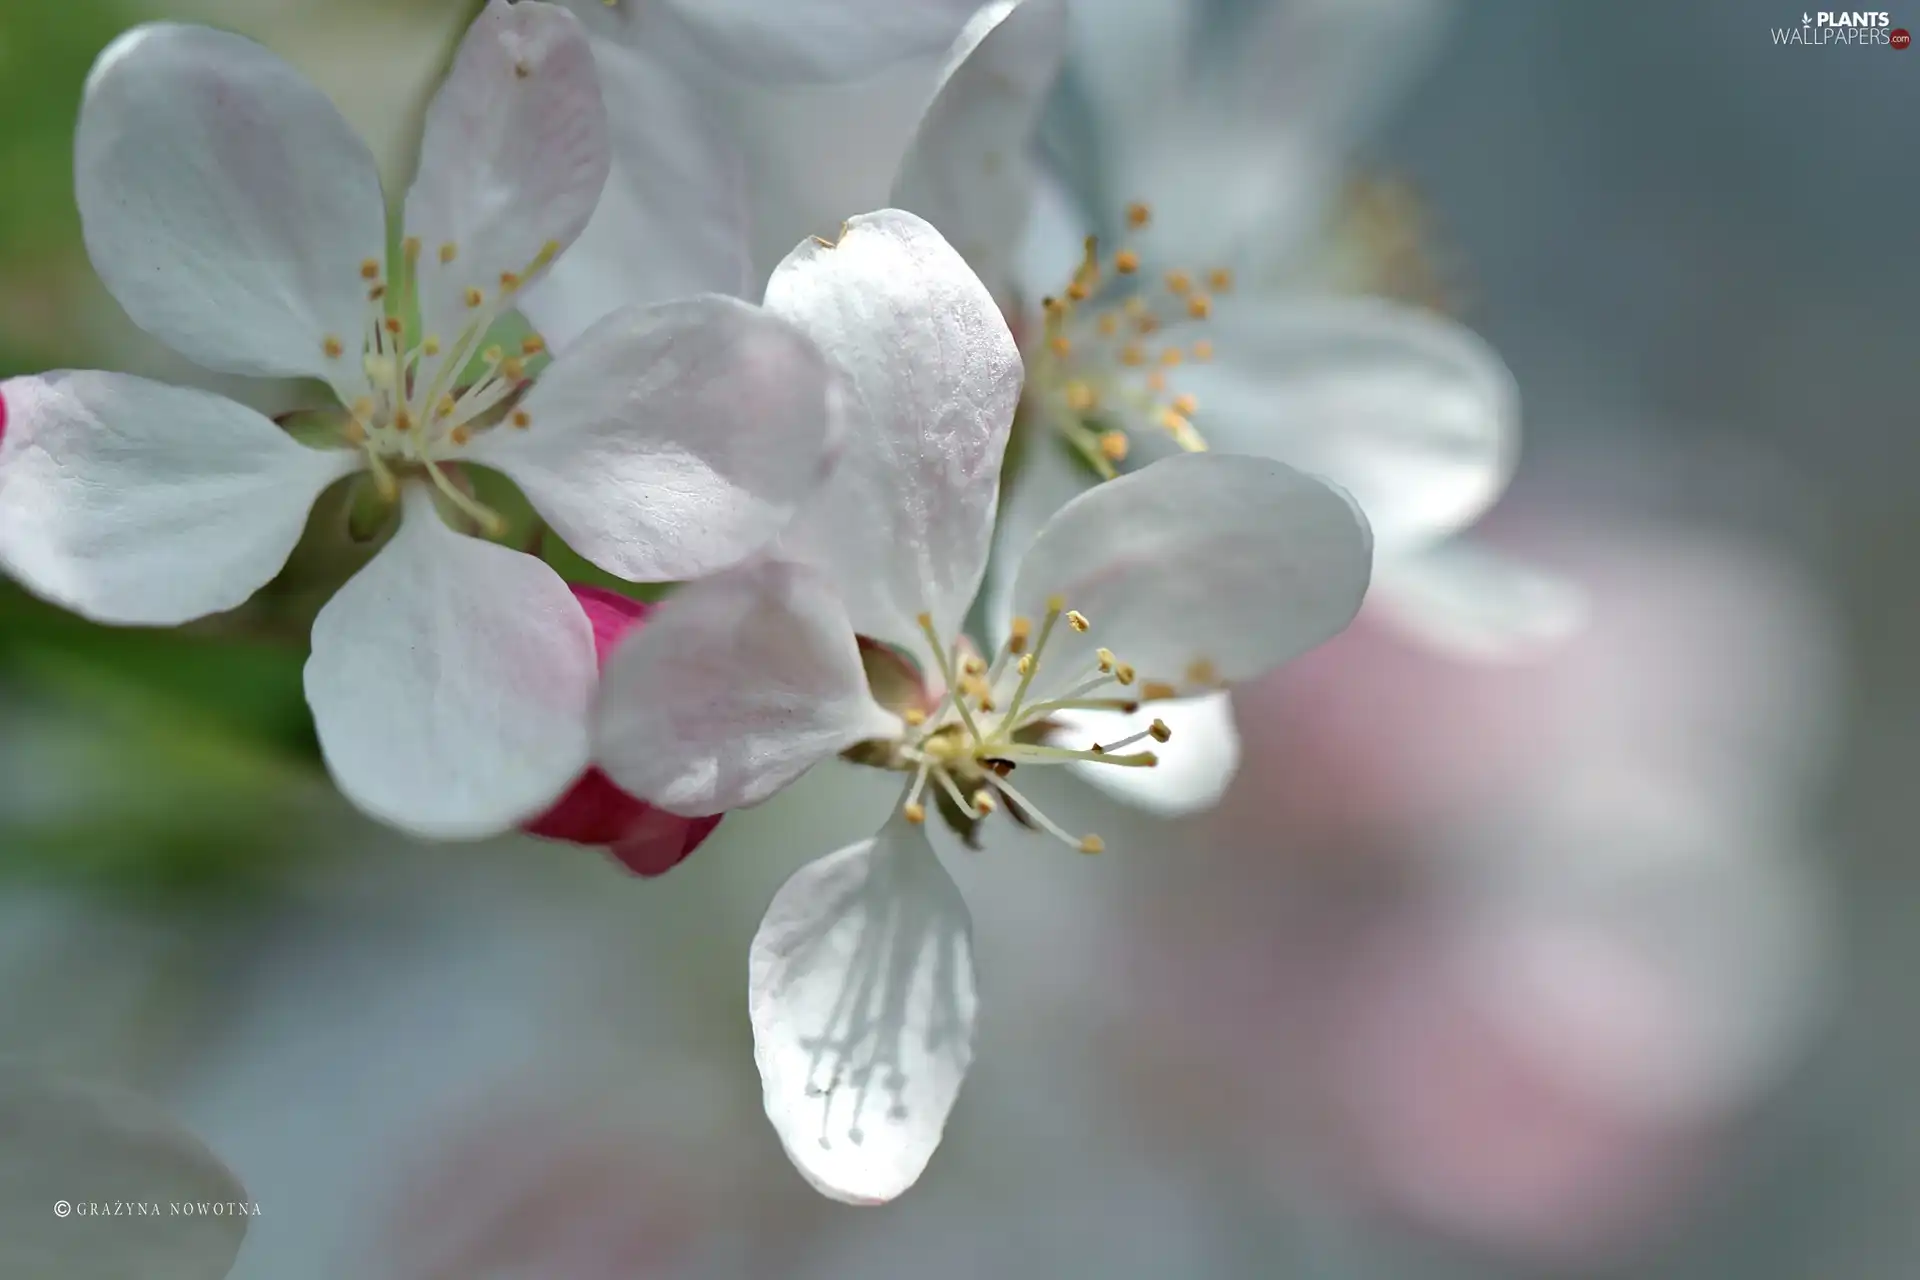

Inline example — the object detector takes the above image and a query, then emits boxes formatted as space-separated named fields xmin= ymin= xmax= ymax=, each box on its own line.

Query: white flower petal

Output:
xmin=405 ymin=0 xmax=609 ymax=347
xmin=596 ymin=559 xmax=899 ymax=816
xmin=0 ymin=372 xmax=358 ymax=626
xmin=1371 ymin=538 xmax=1590 ymax=662
xmin=658 ymin=0 xmax=979 ymax=82
xmin=750 ymin=814 xmax=977 ymax=1204
xmin=765 ymin=209 xmax=1023 ymax=652
xmin=1010 ymin=452 xmax=1372 ymax=701
xmin=469 ymin=296 xmax=837 ymax=582
xmin=520 ymin=33 xmax=750 ymax=348
xmin=1176 ymin=296 xmax=1519 ymax=557
xmin=0 ymin=1065 xmax=248 ymax=1280
xmin=305 ymin=485 xmax=597 ymax=840
xmin=1053 ymin=692 xmax=1242 ymax=817
xmin=891 ymin=0 xmax=1069 ymax=302
xmin=74 ymin=23 xmax=386 ymax=399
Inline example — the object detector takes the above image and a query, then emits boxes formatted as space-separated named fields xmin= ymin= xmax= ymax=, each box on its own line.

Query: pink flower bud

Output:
xmin=523 ymin=586 xmax=721 ymax=876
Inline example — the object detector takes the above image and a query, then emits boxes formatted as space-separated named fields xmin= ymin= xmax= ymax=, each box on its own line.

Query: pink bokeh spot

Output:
xmin=522 ymin=585 xmax=723 ymax=877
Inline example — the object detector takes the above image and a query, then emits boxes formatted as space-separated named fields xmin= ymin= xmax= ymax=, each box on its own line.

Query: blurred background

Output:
xmin=0 ymin=0 xmax=1912 ymax=1276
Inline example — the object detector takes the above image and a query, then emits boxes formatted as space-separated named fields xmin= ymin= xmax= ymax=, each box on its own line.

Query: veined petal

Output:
xmin=0 ymin=372 xmax=358 ymax=626
xmin=1175 ymin=296 xmax=1519 ymax=557
xmin=1371 ymin=537 xmax=1589 ymax=661
xmin=750 ymin=813 xmax=978 ymax=1204
xmin=0 ymin=1064 xmax=248 ymax=1280
xmin=891 ymin=0 xmax=1069 ymax=302
xmin=765 ymin=210 xmax=1023 ymax=653
xmin=656 ymin=0 xmax=978 ymax=82
xmin=305 ymin=485 xmax=597 ymax=840
xmin=75 ymin=23 xmax=384 ymax=400
xmin=1053 ymin=692 xmax=1242 ymax=817
xmin=595 ymin=559 xmax=899 ymax=816
xmin=469 ymin=296 xmax=838 ymax=582
xmin=405 ymin=0 xmax=609 ymax=347
xmin=1010 ymin=453 xmax=1372 ymax=702
xmin=521 ymin=32 xmax=750 ymax=348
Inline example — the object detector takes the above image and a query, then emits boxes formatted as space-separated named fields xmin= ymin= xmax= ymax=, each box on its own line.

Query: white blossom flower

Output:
xmin=546 ymin=0 xmax=1575 ymax=816
xmin=0 ymin=2 xmax=839 ymax=839
xmin=592 ymin=210 xmax=1373 ymax=1202
xmin=0 ymin=1064 xmax=249 ymax=1280
xmin=871 ymin=0 xmax=1585 ymax=816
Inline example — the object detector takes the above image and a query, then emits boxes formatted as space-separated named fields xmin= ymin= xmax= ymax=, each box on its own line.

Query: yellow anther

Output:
xmin=402 ymin=236 xmax=422 ymax=263
xmin=1096 ymin=313 xmax=1120 ymax=337
xmin=1186 ymin=294 xmax=1213 ymax=320
xmin=1120 ymin=342 xmax=1146 ymax=367
xmin=351 ymin=396 xmax=375 ymax=422
xmin=342 ymin=420 xmax=366 ymax=445
xmin=1192 ymin=339 xmax=1215 ymax=362
xmin=1115 ymin=249 xmax=1140 ymax=274
xmin=449 ymin=426 xmax=472 ymax=446
xmin=1098 ymin=431 xmax=1129 ymax=462
xmin=1114 ymin=662 xmax=1136 ymax=686
xmin=903 ymin=708 xmax=928 ymax=727
xmin=1208 ymin=268 xmax=1234 ymax=292
xmin=1008 ymin=617 xmax=1032 ymax=653
xmin=1186 ymin=658 xmax=1220 ymax=686
xmin=500 ymin=357 xmax=526 ymax=381
xmin=915 ymin=610 xmax=935 ymax=629
xmin=1079 ymin=834 xmax=1106 ymax=854
xmin=1149 ymin=719 xmax=1172 ymax=743
xmin=423 ymin=335 xmax=442 ymax=356
xmin=1159 ymin=407 xmax=1193 ymax=435
xmin=1146 ymin=371 xmax=1168 ymax=393
xmin=1125 ymin=202 xmax=1152 ymax=229
xmin=1096 ymin=647 xmax=1116 ymax=672
xmin=1017 ymin=653 xmax=1036 ymax=676
xmin=1046 ymin=594 xmax=1066 ymax=612
xmin=904 ymin=802 xmax=927 ymax=824
xmin=971 ymin=790 xmax=996 ymax=815
xmin=1141 ymin=680 xmax=1178 ymax=701
xmin=1042 ymin=295 xmax=1066 ymax=318
xmin=499 ymin=271 xmax=523 ymax=293
xmin=1159 ymin=347 xmax=1184 ymax=367
xmin=510 ymin=409 xmax=532 ymax=429
xmin=394 ymin=408 xmax=414 ymax=431
xmin=1172 ymin=393 xmax=1199 ymax=416
xmin=383 ymin=316 xmax=403 ymax=335
xmin=1049 ymin=335 xmax=1073 ymax=359
xmin=1066 ymin=279 xmax=1091 ymax=303
xmin=1065 ymin=381 xmax=1098 ymax=413
xmin=1165 ymin=270 xmax=1192 ymax=296
xmin=520 ymin=335 xmax=547 ymax=356
xmin=322 ymin=335 xmax=344 ymax=359
xmin=1066 ymin=610 xmax=1090 ymax=632
xmin=360 ymin=258 xmax=380 ymax=281
xmin=439 ymin=242 xmax=459 ymax=265
xmin=435 ymin=394 xmax=457 ymax=420
xmin=483 ymin=345 xmax=505 ymax=366
xmin=464 ymin=286 xmax=485 ymax=309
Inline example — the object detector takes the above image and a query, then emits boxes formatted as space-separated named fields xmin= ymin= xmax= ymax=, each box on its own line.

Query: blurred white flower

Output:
xmin=0 ymin=1 xmax=840 ymax=840
xmin=0 ymin=1064 xmax=249 ymax=1280
xmin=591 ymin=209 xmax=1372 ymax=1203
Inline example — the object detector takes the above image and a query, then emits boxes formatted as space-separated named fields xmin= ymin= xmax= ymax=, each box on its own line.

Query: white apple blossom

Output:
xmin=592 ymin=210 xmax=1373 ymax=1202
xmin=542 ymin=0 xmax=1577 ymax=817
xmin=0 ymin=2 xmax=839 ymax=840
xmin=0 ymin=1064 xmax=250 ymax=1280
